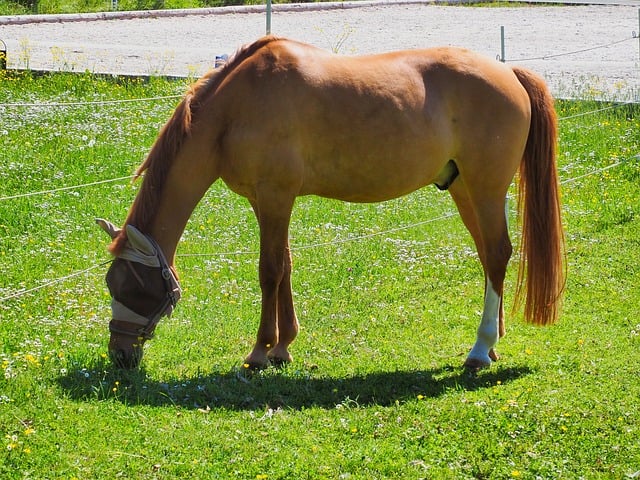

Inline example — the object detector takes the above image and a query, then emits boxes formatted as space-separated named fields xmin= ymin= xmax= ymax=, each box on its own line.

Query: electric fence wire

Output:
xmin=510 ymin=35 xmax=637 ymax=63
xmin=1 ymin=101 xmax=635 ymax=203
xmin=0 ymin=260 xmax=112 ymax=303
xmin=0 ymin=94 xmax=182 ymax=108
xmin=1 ymin=60 xmax=638 ymax=302
xmin=0 ymin=30 xmax=637 ymax=110
xmin=0 ymin=154 xmax=635 ymax=304
xmin=0 ymin=175 xmax=136 ymax=201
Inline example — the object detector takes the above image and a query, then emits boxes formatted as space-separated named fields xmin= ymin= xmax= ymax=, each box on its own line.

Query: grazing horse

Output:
xmin=97 ymin=36 xmax=564 ymax=370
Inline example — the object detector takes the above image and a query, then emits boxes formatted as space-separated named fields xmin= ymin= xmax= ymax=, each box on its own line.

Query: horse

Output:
xmin=97 ymin=35 xmax=565 ymax=371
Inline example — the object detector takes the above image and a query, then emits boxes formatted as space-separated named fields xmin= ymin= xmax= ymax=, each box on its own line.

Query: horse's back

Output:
xmin=216 ymin=37 xmax=532 ymax=202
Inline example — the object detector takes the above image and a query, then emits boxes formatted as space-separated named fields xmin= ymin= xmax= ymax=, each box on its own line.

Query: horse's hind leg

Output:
xmin=449 ymin=182 xmax=511 ymax=369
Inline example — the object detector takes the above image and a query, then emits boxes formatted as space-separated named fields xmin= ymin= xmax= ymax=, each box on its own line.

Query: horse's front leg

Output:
xmin=267 ymin=243 xmax=299 ymax=366
xmin=244 ymin=194 xmax=295 ymax=370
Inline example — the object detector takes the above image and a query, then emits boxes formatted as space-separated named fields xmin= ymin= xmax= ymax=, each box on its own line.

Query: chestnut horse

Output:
xmin=97 ymin=36 xmax=564 ymax=370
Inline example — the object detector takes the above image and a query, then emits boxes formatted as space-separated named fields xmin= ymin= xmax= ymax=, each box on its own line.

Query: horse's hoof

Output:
xmin=267 ymin=348 xmax=293 ymax=369
xmin=243 ymin=349 xmax=271 ymax=371
xmin=463 ymin=356 xmax=492 ymax=372
xmin=241 ymin=360 xmax=270 ymax=372
xmin=267 ymin=356 xmax=292 ymax=369
xmin=109 ymin=348 xmax=142 ymax=370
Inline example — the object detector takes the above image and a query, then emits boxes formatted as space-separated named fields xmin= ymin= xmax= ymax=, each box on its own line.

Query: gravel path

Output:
xmin=1 ymin=2 xmax=639 ymax=99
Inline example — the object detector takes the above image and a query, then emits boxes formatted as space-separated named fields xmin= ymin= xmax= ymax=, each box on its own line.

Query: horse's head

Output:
xmin=96 ymin=219 xmax=181 ymax=369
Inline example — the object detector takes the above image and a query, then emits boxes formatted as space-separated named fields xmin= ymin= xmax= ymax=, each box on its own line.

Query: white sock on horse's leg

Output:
xmin=466 ymin=278 xmax=501 ymax=367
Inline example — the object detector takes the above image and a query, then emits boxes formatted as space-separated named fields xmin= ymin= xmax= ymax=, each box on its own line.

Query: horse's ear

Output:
xmin=125 ymin=225 xmax=157 ymax=257
xmin=96 ymin=218 xmax=121 ymax=240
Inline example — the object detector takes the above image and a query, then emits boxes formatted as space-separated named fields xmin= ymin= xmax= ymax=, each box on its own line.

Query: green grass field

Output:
xmin=0 ymin=0 xmax=543 ymax=16
xmin=1 ymin=70 xmax=639 ymax=478
xmin=1 ymin=0 xmax=297 ymax=16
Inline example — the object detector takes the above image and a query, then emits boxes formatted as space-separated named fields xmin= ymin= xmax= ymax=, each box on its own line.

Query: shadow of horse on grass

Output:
xmin=58 ymin=362 xmax=532 ymax=411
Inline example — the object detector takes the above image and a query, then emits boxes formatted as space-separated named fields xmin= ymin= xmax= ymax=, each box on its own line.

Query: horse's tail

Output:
xmin=511 ymin=66 xmax=565 ymax=326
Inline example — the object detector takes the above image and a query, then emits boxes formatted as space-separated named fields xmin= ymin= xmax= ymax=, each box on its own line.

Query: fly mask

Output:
xmin=97 ymin=219 xmax=181 ymax=367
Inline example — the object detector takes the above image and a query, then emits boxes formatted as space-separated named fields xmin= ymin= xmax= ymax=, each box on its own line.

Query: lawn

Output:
xmin=1 ymin=70 xmax=639 ymax=479
xmin=2 ymin=0 xmax=290 ymax=16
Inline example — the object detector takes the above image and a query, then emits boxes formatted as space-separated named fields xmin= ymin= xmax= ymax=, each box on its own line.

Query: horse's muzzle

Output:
xmin=108 ymin=321 xmax=146 ymax=369
xmin=108 ymin=345 xmax=144 ymax=369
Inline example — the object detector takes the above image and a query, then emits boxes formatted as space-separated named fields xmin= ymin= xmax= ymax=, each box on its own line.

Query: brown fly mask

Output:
xmin=96 ymin=219 xmax=181 ymax=369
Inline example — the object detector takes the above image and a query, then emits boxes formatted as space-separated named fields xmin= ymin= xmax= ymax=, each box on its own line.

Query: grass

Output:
xmin=0 ymin=0 xmax=556 ymax=15
xmin=1 ymin=69 xmax=639 ymax=479
xmin=1 ymin=0 xmax=319 ymax=16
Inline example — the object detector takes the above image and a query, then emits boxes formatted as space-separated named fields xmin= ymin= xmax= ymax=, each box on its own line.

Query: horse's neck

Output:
xmin=149 ymin=147 xmax=220 ymax=265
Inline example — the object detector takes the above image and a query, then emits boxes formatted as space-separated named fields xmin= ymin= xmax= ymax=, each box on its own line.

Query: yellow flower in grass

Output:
xmin=24 ymin=354 xmax=39 ymax=366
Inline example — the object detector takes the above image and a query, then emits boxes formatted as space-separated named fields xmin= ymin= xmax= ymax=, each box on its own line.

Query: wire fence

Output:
xmin=1 ymin=154 xmax=634 ymax=304
xmin=504 ymin=33 xmax=638 ymax=63
xmin=0 ymin=94 xmax=182 ymax=109
xmin=0 ymin=175 xmax=136 ymax=202
xmin=1 ymin=27 xmax=638 ymax=303
xmin=0 ymin=116 xmax=636 ymax=303
xmin=1 ymin=99 xmax=636 ymax=204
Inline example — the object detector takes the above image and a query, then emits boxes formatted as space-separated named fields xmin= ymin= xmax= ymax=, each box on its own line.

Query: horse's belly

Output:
xmin=300 ymin=155 xmax=445 ymax=203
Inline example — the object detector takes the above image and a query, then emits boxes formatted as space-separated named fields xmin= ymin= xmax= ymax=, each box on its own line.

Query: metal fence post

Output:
xmin=500 ymin=26 xmax=505 ymax=63
xmin=266 ymin=0 xmax=272 ymax=35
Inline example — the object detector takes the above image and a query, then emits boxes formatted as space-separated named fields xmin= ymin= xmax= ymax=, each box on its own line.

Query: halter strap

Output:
xmin=110 ymin=231 xmax=182 ymax=340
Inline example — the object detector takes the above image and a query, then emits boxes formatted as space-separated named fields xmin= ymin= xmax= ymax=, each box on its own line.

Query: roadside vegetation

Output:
xmin=5 ymin=0 xmax=318 ymax=16
xmin=0 ymin=0 xmax=544 ymax=16
xmin=1 ymin=69 xmax=638 ymax=478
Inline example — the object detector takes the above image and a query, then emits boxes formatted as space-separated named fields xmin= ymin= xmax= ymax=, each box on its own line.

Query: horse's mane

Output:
xmin=109 ymin=36 xmax=281 ymax=255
